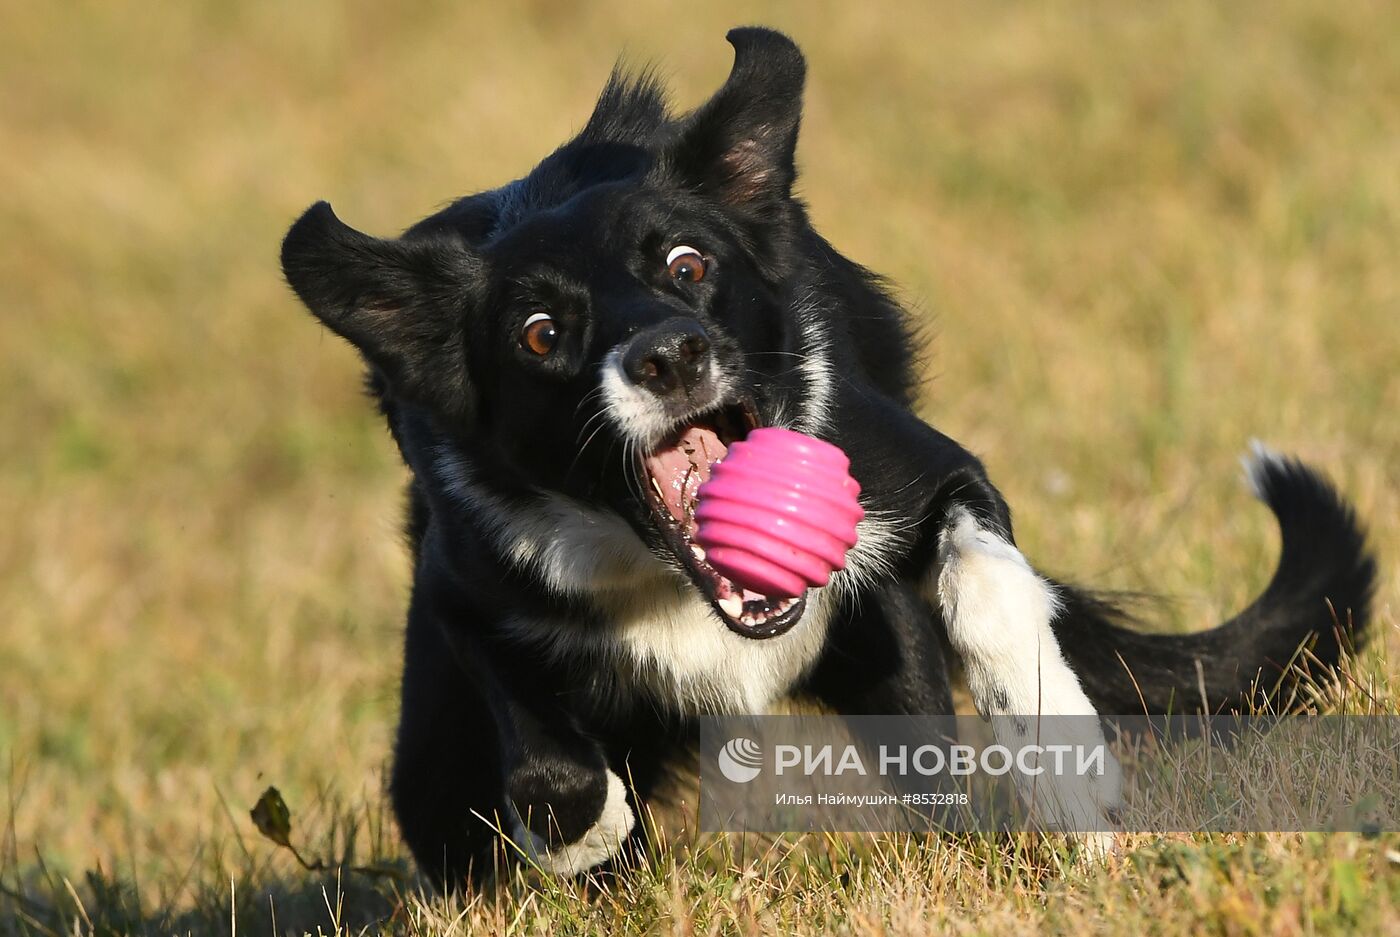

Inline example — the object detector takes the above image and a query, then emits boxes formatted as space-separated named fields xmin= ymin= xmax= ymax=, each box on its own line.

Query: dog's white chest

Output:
xmin=503 ymin=583 xmax=832 ymax=715
xmin=600 ymin=585 xmax=834 ymax=714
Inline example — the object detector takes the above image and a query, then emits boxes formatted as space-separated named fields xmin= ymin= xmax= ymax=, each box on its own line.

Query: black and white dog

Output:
xmin=281 ymin=28 xmax=1375 ymax=888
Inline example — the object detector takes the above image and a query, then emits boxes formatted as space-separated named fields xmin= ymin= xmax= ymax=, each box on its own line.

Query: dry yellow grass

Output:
xmin=1 ymin=1 xmax=1397 ymax=934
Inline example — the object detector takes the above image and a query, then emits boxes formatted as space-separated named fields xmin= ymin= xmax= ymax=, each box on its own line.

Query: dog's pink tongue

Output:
xmin=643 ymin=426 xmax=726 ymax=529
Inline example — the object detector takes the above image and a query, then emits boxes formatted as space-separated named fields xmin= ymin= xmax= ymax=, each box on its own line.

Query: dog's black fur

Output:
xmin=281 ymin=29 xmax=1376 ymax=889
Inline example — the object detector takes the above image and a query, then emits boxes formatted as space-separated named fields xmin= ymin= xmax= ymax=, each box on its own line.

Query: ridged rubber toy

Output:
xmin=694 ymin=427 xmax=863 ymax=598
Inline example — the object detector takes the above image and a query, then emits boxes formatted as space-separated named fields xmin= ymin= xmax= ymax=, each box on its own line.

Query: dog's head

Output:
xmin=283 ymin=29 xmax=837 ymax=638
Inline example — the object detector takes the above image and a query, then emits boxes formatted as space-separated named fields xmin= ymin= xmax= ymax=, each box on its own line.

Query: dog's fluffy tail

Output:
xmin=1051 ymin=444 xmax=1376 ymax=714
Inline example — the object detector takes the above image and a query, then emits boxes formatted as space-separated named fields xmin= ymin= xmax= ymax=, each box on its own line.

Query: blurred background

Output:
xmin=1 ymin=0 xmax=1395 ymax=929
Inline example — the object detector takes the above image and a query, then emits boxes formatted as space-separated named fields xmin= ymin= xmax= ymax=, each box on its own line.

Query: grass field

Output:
xmin=2 ymin=1 xmax=1398 ymax=933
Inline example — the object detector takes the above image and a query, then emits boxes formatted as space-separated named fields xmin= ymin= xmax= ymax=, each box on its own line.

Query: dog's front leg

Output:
xmin=501 ymin=714 xmax=637 ymax=878
xmin=392 ymin=579 xmax=636 ymax=887
xmin=832 ymin=392 xmax=1120 ymax=846
xmin=932 ymin=502 xmax=1121 ymax=848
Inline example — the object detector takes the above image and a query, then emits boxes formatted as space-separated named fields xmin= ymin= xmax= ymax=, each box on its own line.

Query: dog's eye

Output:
xmin=520 ymin=312 xmax=558 ymax=356
xmin=666 ymin=245 xmax=706 ymax=283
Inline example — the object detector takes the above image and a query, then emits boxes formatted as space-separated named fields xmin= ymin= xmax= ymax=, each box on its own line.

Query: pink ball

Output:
xmin=694 ymin=427 xmax=863 ymax=598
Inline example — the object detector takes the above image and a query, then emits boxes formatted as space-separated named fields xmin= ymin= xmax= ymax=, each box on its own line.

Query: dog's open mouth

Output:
xmin=641 ymin=401 xmax=806 ymax=639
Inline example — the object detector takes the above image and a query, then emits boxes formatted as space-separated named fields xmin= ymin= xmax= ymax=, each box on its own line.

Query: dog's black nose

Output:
xmin=622 ymin=318 xmax=713 ymax=398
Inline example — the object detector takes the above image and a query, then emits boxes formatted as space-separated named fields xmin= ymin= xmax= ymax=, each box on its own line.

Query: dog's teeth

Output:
xmin=718 ymin=596 xmax=743 ymax=618
xmin=649 ymin=477 xmax=665 ymax=500
xmin=691 ymin=544 xmax=707 ymax=563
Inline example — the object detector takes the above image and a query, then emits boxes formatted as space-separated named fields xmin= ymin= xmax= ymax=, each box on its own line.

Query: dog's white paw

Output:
xmin=1077 ymin=830 xmax=1124 ymax=864
xmin=510 ymin=770 xmax=636 ymax=876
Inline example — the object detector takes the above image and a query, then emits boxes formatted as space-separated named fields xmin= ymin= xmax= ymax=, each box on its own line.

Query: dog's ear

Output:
xmin=281 ymin=201 xmax=478 ymax=424
xmin=668 ymin=27 xmax=806 ymax=207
